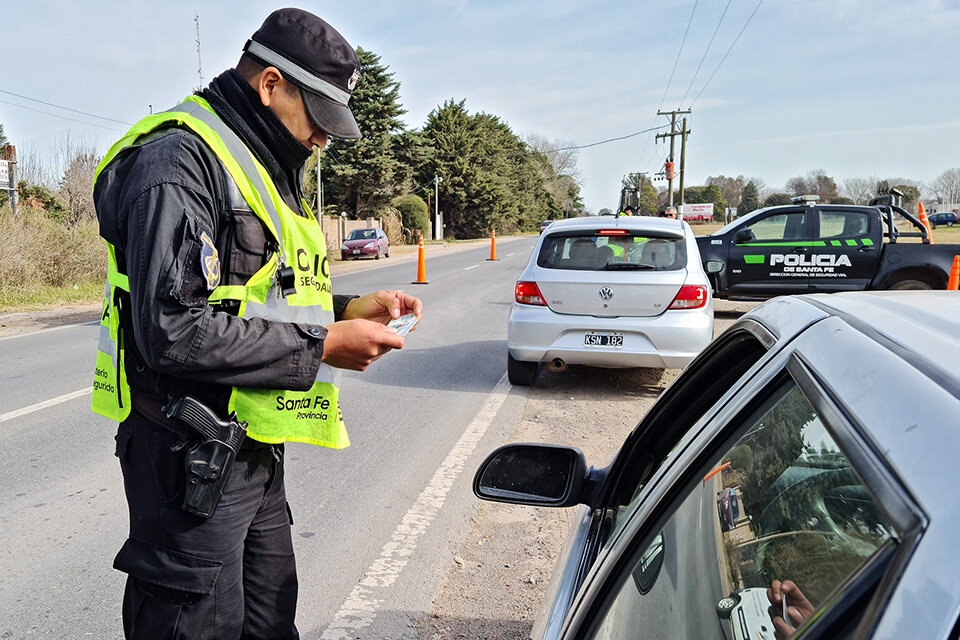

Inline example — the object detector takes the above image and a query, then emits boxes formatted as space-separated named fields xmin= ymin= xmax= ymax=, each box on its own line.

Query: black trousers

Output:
xmin=114 ymin=411 xmax=300 ymax=639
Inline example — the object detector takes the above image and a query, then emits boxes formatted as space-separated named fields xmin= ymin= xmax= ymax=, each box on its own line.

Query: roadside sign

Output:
xmin=0 ymin=160 xmax=8 ymax=187
xmin=680 ymin=203 xmax=714 ymax=221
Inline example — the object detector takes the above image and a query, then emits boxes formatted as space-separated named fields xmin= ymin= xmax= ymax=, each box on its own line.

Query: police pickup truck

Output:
xmin=696 ymin=195 xmax=960 ymax=298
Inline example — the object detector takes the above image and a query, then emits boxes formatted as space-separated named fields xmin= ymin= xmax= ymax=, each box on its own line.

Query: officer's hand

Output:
xmin=321 ymin=318 xmax=405 ymax=370
xmin=342 ymin=290 xmax=423 ymax=329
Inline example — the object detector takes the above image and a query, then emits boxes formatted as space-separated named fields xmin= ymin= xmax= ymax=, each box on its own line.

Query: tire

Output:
xmin=948 ymin=221 xmax=955 ymax=227
xmin=386 ymin=247 xmax=391 ymax=258
xmin=716 ymin=594 xmax=741 ymax=618
xmin=375 ymin=248 xmax=381 ymax=260
xmin=888 ymin=279 xmax=933 ymax=290
xmin=507 ymin=353 xmax=538 ymax=386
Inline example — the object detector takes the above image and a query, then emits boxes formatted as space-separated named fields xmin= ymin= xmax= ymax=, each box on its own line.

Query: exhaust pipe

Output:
xmin=546 ymin=358 xmax=568 ymax=372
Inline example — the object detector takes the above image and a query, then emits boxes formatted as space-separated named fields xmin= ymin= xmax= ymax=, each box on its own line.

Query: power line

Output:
xmin=0 ymin=99 xmax=126 ymax=132
xmin=0 ymin=89 xmax=132 ymax=125
xmin=658 ymin=0 xmax=699 ymax=112
xmin=679 ymin=0 xmax=733 ymax=107
xmin=692 ymin=0 xmax=765 ymax=107
xmin=635 ymin=0 xmax=700 ymax=172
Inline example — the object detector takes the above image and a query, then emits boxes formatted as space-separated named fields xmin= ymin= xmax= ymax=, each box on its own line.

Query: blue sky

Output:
xmin=3 ymin=0 xmax=959 ymax=211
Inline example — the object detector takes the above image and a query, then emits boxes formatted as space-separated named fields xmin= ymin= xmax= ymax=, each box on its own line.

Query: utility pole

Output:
xmin=194 ymin=13 xmax=204 ymax=88
xmin=2 ymin=145 xmax=17 ymax=219
xmin=434 ymin=175 xmax=443 ymax=240
xmin=678 ymin=117 xmax=690 ymax=206
xmin=655 ymin=109 xmax=691 ymax=208
xmin=316 ymin=148 xmax=323 ymax=214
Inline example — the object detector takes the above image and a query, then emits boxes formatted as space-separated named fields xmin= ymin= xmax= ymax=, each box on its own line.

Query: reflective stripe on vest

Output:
xmin=90 ymin=96 xmax=348 ymax=449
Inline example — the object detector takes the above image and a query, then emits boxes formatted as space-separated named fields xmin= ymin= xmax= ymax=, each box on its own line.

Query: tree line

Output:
xmin=621 ymin=167 xmax=960 ymax=220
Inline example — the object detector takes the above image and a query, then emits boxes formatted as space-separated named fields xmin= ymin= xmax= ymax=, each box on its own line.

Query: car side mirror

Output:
xmin=734 ymin=229 xmax=754 ymax=244
xmin=473 ymin=443 xmax=588 ymax=507
xmin=705 ymin=260 xmax=724 ymax=274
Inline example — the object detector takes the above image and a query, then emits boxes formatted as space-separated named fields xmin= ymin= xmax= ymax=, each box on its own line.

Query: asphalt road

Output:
xmin=0 ymin=236 xmax=537 ymax=639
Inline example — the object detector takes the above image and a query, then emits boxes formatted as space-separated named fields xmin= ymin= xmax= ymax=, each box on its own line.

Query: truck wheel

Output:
xmin=507 ymin=353 xmax=538 ymax=386
xmin=888 ymin=279 xmax=933 ymax=290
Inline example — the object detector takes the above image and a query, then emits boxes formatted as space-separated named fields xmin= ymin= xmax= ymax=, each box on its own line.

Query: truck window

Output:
xmin=819 ymin=210 xmax=869 ymax=239
xmin=742 ymin=213 xmax=806 ymax=242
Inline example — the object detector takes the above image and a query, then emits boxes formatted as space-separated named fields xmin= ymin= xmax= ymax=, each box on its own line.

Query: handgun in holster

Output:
xmin=163 ymin=395 xmax=248 ymax=519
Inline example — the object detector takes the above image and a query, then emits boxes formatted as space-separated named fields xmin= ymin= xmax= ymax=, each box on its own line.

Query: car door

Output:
xmin=809 ymin=207 xmax=878 ymax=292
xmin=529 ymin=326 xmax=775 ymax=640
xmin=726 ymin=208 xmax=813 ymax=296
xmin=556 ymin=330 xmax=923 ymax=640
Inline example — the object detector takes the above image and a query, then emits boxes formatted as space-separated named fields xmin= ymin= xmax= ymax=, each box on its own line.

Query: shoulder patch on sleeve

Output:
xmin=199 ymin=230 xmax=221 ymax=290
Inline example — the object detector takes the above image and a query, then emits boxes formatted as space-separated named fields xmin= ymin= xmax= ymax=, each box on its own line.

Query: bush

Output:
xmin=0 ymin=205 xmax=104 ymax=298
xmin=392 ymin=194 xmax=429 ymax=242
xmin=379 ymin=206 xmax=403 ymax=245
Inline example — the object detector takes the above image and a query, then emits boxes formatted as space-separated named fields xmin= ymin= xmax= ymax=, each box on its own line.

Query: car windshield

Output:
xmin=347 ymin=229 xmax=378 ymax=240
xmin=585 ymin=380 xmax=896 ymax=640
xmin=537 ymin=232 xmax=686 ymax=271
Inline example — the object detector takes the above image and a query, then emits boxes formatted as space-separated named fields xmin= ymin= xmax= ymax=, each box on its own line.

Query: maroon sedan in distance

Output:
xmin=340 ymin=228 xmax=390 ymax=260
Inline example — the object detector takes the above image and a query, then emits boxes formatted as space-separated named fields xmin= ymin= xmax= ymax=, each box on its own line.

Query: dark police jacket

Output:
xmin=93 ymin=72 xmax=354 ymax=419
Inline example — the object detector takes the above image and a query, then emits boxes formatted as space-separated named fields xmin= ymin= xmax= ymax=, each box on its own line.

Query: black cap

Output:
xmin=244 ymin=8 xmax=361 ymax=140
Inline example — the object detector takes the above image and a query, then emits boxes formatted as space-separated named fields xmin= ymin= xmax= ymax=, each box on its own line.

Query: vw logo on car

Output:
xmin=598 ymin=286 xmax=614 ymax=301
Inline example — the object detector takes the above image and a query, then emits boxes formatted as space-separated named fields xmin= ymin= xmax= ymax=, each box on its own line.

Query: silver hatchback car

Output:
xmin=507 ymin=216 xmax=714 ymax=385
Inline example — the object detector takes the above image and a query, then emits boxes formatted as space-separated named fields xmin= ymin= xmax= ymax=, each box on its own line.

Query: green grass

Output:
xmin=0 ymin=279 xmax=103 ymax=315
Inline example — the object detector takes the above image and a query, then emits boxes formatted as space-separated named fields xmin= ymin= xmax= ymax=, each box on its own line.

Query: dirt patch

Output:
xmin=0 ymin=303 xmax=101 ymax=338
xmin=415 ymin=299 xmax=758 ymax=639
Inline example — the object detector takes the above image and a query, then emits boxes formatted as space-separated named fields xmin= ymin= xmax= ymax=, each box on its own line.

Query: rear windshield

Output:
xmin=537 ymin=232 xmax=687 ymax=271
xmin=347 ymin=229 xmax=378 ymax=240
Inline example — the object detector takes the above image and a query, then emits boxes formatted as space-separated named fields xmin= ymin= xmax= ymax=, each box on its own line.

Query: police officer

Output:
xmin=91 ymin=9 xmax=422 ymax=638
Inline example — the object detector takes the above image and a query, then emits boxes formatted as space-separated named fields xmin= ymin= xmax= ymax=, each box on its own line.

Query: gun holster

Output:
xmin=163 ymin=396 xmax=248 ymax=519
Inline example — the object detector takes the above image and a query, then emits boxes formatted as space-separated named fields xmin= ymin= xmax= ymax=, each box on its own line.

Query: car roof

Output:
xmin=746 ymin=292 xmax=960 ymax=389
xmin=805 ymin=291 xmax=960 ymax=386
xmin=543 ymin=215 xmax=686 ymax=237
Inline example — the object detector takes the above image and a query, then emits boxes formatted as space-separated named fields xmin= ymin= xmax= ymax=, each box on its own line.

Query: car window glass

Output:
xmin=600 ymin=333 xmax=767 ymax=552
xmin=743 ymin=213 xmax=806 ymax=242
xmin=584 ymin=379 xmax=896 ymax=640
xmin=537 ymin=233 xmax=687 ymax=271
xmin=819 ymin=210 xmax=869 ymax=239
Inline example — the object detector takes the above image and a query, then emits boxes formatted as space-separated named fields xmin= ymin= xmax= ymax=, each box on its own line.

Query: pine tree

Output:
xmin=320 ymin=47 xmax=408 ymax=218
xmin=738 ymin=181 xmax=759 ymax=217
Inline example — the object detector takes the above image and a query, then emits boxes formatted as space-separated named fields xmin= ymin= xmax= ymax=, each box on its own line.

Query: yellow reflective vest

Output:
xmin=91 ymin=96 xmax=348 ymax=449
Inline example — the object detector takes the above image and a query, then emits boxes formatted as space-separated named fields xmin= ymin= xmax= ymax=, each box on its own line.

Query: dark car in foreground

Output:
xmin=475 ymin=291 xmax=960 ymax=639
xmin=340 ymin=227 xmax=390 ymax=260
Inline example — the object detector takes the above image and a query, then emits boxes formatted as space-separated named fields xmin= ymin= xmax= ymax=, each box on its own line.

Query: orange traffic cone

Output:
xmin=486 ymin=229 xmax=499 ymax=261
xmin=411 ymin=234 xmax=428 ymax=284
xmin=919 ymin=212 xmax=935 ymax=244
xmin=948 ymin=255 xmax=960 ymax=291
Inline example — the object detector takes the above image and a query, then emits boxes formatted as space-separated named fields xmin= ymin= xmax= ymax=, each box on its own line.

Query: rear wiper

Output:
xmin=604 ymin=263 xmax=656 ymax=270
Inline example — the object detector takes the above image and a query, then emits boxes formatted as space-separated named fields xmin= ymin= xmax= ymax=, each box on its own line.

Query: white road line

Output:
xmin=0 ymin=387 xmax=93 ymax=424
xmin=0 ymin=320 xmax=99 ymax=343
xmin=321 ymin=374 xmax=511 ymax=640
xmin=506 ymin=252 xmax=516 ymax=257
xmin=463 ymin=265 xmax=479 ymax=271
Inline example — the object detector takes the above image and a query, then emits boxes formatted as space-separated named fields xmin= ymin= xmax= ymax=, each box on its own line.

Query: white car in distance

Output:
xmin=507 ymin=216 xmax=714 ymax=386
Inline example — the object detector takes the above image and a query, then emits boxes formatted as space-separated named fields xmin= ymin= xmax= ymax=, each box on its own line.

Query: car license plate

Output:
xmin=352 ymin=250 xmax=360 ymax=254
xmin=584 ymin=331 xmax=623 ymax=348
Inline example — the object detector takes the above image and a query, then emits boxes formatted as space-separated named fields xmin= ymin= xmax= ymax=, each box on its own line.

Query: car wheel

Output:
xmin=716 ymin=594 xmax=741 ymax=618
xmin=949 ymin=221 xmax=955 ymax=227
xmin=888 ymin=279 xmax=933 ymax=290
xmin=375 ymin=248 xmax=381 ymax=260
xmin=386 ymin=247 xmax=390 ymax=258
xmin=507 ymin=353 xmax=538 ymax=386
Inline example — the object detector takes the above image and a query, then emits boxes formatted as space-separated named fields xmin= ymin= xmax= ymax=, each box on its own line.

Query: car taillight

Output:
xmin=515 ymin=281 xmax=546 ymax=305
xmin=668 ymin=285 xmax=708 ymax=309
xmin=596 ymin=229 xmax=629 ymax=235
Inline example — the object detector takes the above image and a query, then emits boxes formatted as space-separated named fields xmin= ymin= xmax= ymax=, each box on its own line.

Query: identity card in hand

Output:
xmin=388 ymin=313 xmax=418 ymax=337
